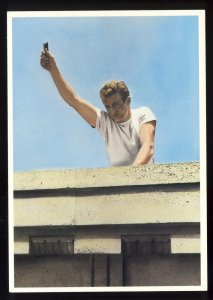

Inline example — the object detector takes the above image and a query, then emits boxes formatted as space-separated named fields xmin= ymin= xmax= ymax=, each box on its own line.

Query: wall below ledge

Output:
xmin=13 ymin=162 xmax=202 ymax=288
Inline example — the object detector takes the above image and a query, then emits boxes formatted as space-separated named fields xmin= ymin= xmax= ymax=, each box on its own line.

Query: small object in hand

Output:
xmin=43 ymin=42 xmax=48 ymax=51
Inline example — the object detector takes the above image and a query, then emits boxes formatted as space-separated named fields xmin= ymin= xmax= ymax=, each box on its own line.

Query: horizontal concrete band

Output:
xmin=14 ymin=189 xmax=200 ymax=226
xmin=14 ymin=236 xmax=200 ymax=255
xmin=14 ymin=183 xmax=199 ymax=200
xmin=14 ymin=162 xmax=199 ymax=191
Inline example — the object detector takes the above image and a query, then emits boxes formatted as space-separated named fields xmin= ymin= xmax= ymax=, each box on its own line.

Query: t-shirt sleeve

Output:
xmin=138 ymin=106 xmax=157 ymax=126
xmin=95 ymin=108 xmax=109 ymax=136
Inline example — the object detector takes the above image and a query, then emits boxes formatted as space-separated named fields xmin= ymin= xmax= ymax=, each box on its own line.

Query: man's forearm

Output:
xmin=40 ymin=50 xmax=98 ymax=127
xmin=132 ymin=143 xmax=154 ymax=166
xmin=49 ymin=65 xmax=79 ymax=107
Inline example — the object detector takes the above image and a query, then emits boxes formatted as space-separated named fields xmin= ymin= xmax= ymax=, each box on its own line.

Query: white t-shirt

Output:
xmin=95 ymin=106 xmax=156 ymax=166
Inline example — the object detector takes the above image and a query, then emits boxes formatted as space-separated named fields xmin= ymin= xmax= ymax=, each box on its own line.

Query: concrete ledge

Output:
xmin=14 ymin=162 xmax=200 ymax=227
xmin=13 ymin=162 xmax=201 ymax=256
xmin=14 ymin=162 xmax=199 ymax=191
xmin=13 ymin=163 xmax=202 ymax=287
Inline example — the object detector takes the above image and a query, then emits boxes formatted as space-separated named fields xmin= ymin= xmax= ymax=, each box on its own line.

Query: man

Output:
xmin=40 ymin=49 xmax=156 ymax=167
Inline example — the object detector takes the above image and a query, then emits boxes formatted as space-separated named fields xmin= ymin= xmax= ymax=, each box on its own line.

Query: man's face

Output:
xmin=102 ymin=93 xmax=131 ymax=123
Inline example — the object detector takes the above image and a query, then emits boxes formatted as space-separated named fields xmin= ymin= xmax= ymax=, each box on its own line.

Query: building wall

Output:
xmin=13 ymin=162 xmax=201 ymax=288
xmin=14 ymin=253 xmax=200 ymax=287
xmin=124 ymin=254 xmax=200 ymax=286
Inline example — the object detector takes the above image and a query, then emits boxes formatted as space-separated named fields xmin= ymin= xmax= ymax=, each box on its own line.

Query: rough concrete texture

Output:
xmin=14 ymin=225 xmax=200 ymax=255
xmin=74 ymin=238 xmax=121 ymax=254
xmin=124 ymin=254 xmax=200 ymax=286
xmin=14 ymin=187 xmax=199 ymax=227
xmin=12 ymin=162 xmax=203 ymax=288
xmin=14 ymin=241 xmax=29 ymax=254
xmin=14 ymin=255 xmax=92 ymax=287
xmin=14 ymin=236 xmax=200 ymax=255
xmin=171 ymin=237 xmax=200 ymax=253
xmin=14 ymin=224 xmax=200 ymax=240
xmin=14 ymin=162 xmax=199 ymax=191
xmin=14 ymin=253 xmax=200 ymax=287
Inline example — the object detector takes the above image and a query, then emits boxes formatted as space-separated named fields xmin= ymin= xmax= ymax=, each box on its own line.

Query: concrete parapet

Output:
xmin=14 ymin=162 xmax=200 ymax=227
xmin=13 ymin=162 xmax=201 ymax=287
xmin=14 ymin=162 xmax=199 ymax=190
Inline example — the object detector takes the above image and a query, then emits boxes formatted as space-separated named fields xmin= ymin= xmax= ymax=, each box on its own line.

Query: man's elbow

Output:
xmin=148 ymin=143 xmax=154 ymax=158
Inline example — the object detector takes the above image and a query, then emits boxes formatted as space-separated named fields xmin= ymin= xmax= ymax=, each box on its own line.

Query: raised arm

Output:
xmin=40 ymin=50 xmax=97 ymax=127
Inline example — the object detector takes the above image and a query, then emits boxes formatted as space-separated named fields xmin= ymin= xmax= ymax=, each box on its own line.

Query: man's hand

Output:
xmin=40 ymin=50 xmax=56 ymax=72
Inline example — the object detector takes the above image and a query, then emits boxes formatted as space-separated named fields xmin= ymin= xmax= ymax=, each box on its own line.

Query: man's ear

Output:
xmin=126 ymin=96 xmax=131 ymax=105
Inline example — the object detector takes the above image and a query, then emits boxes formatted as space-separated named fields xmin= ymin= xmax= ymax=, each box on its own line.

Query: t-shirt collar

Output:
xmin=117 ymin=111 xmax=132 ymax=126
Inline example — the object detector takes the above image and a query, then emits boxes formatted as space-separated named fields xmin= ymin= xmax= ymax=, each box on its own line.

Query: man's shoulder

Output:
xmin=98 ymin=109 xmax=110 ymax=120
xmin=132 ymin=106 xmax=151 ymax=115
xmin=97 ymin=109 xmax=114 ymax=124
xmin=132 ymin=106 xmax=156 ymax=124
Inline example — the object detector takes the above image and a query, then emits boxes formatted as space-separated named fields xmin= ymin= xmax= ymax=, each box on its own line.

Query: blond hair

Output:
xmin=99 ymin=80 xmax=130 ymax=102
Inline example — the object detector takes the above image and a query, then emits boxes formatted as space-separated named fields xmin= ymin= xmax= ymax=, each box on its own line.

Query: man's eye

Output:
xmin=112 ymin=103 xmax=118 ymax=108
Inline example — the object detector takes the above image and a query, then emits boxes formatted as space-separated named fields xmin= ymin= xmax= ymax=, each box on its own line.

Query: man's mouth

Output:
xmin=113 ymin=113 xmax=119 ymax=118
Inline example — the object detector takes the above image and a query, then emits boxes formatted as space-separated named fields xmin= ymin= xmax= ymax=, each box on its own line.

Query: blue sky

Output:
xmin=11 ymin=13 xmax=200 ymax=171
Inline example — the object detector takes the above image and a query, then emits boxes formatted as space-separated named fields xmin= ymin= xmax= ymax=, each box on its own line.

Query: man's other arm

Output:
xmin=132 ymin=120 xmax=156 ymax=166
xmin=40 ymin=50 xmax=97 ymax=128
